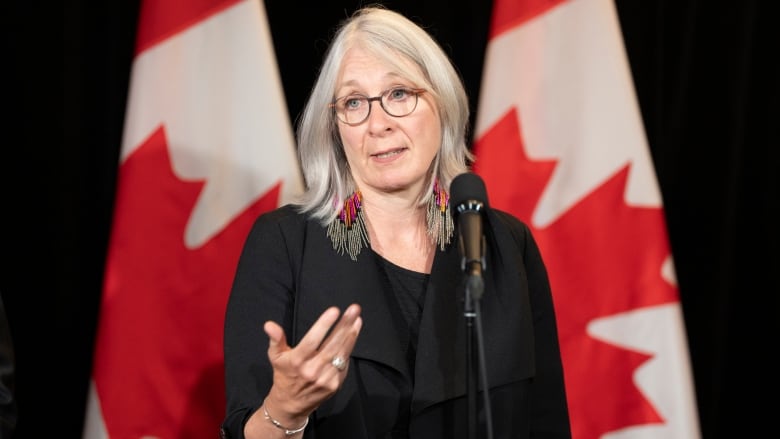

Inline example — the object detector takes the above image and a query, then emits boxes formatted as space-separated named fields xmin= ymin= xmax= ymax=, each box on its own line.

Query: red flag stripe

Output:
xmin=135 ymin=0 xmax=242 ymax=55
xmin=489 ymin=0 xmax=566 ymax=38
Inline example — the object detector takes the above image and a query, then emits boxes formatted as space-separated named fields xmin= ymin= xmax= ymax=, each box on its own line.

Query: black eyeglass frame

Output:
xmin=329 ymin=87 xmax=427 ymax=126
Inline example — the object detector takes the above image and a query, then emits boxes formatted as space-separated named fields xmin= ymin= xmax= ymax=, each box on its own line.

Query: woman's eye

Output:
xmin=344 ymin=97 xmax=364 ymax=110
xmin=389 ymin=88 xmax=409 ymax=100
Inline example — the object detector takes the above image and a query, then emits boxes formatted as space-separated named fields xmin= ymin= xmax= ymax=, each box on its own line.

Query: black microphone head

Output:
xmin=450 ymin=172 xmax=489 ymax=212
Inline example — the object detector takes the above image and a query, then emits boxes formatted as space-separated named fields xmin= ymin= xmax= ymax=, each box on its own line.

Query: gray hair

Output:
xmin=295 ymin=6 xmax=473 ymax=224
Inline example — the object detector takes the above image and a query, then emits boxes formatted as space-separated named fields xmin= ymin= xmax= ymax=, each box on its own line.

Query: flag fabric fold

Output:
xmin=473 ymin=0 xmax=701 ymax=437
xmin=83 ymin=0 xmax=303 ymax=437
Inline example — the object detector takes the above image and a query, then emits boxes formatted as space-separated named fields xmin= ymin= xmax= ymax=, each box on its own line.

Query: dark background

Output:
xmin=2 ymin=0 xmax=777 ymax=438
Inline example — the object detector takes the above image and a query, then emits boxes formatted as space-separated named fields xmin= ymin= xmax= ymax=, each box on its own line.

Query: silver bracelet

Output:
xmin=262 ymin=402 xmax=309 ymax=436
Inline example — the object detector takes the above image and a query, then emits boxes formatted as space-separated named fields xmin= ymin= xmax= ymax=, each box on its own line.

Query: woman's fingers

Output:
xmin=317 ymin=304 xmax=362 ymax=376
xmin=295 ymin=306 xmax=342 ymax=354
xmin=264 ymin=304 xmax=363 ymax=417
xmin=266 ymin=304 xmax=363 ymax=376
xmin=331 ymin=314 xmax=363 ymax=374
xmin=329 ymin=304 xmax=362 ymax=358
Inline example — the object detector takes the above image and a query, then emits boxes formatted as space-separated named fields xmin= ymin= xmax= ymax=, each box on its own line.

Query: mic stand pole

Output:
xmin=464 ymin=273 xmax=480 ymax=439
xmin=464 ymin=253 xmax=494 ymax=439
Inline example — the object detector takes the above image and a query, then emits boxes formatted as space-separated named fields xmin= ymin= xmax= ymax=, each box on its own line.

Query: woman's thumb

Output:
xmin=264 ymin=320 xmax=287 ymax=354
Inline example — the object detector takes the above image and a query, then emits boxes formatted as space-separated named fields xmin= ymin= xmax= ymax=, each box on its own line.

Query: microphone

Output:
xmin=450 ymin=172 xmax=488 ymax=291
xmin=451 ymin=173 xmax=495 ymax=438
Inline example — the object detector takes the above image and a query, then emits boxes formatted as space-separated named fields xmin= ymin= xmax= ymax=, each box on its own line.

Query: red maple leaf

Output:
xmin=473 ymin=109 xmax=679 ymax=438
xmin=93 ymin=126 xmax=281 ymax=438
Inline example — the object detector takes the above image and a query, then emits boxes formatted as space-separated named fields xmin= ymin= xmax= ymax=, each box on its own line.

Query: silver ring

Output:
xmin=331 ymin=356 xmax=347 ymax=371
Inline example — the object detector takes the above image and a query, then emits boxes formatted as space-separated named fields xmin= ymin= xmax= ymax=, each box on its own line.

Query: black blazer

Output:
xmin=221 ymin=205 xmax=571 ymax=438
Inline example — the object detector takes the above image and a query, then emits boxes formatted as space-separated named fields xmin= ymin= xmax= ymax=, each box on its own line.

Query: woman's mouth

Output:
xmin=372 ymin=148 xmax=406 ymax=159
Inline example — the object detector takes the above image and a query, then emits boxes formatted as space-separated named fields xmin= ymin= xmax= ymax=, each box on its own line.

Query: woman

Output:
xmin=221 ymin=6 xmax=571 ymax=438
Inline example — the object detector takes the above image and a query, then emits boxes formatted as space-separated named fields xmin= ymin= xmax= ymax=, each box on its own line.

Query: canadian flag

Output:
xmin=82 ymin=0 xmax=303 ymax=438
xmin=473 ymin=0 xmax=701 ymax=438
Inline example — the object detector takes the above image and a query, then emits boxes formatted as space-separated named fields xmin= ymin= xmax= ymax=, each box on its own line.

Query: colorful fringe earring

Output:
xmin=327 ymin=191 xmax=369 ymax=261
xmin=426 ymin=179 xmax=454 ymax=250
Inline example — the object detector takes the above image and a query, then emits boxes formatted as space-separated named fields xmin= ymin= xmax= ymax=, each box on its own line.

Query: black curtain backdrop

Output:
xmin=2 ymin=1 xmax=777 ymax=438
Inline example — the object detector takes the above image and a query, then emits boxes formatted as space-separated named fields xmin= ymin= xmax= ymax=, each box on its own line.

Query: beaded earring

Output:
xmin=327 ymin=191 xmax=369 ymax=261
xmin=426 ymin=179 xmax=454 ymax=250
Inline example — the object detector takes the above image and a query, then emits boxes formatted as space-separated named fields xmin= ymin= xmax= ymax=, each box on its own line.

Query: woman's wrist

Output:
xmin=261 ymin=398 xmax=309 ymax=436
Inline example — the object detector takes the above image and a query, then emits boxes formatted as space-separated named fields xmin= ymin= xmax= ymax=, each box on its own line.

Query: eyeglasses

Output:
xmin=330 ymin=87 xmax=426 ymax=126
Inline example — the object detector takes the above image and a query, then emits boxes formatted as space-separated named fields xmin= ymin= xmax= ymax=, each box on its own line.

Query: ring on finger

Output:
xmin=331 ymin=355 xmax=347 ymax=371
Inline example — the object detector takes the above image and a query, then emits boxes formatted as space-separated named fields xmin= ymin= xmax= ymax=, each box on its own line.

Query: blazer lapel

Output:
xmin=411 ymin=240 xmax=467 ymax=414
xmin=349 ymin=251 xmax=412 ymax=377
xmin=295 ymin=223 xmax=409 ymax=377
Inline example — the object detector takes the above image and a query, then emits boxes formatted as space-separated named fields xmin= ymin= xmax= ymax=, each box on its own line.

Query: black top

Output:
xmin=378 ymin=254 xmax=428 ymax=438
xmin=379 ymin=254 xmax=428 ymax=371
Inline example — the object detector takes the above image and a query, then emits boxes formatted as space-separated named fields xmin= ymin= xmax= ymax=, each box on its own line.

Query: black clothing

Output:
xmin=221 ymin=204 xmax=571 ymax=438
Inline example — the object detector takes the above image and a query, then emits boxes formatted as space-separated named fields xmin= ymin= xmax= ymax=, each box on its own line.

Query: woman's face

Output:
xmin=334 ymin=47 xmax=441 ymax=197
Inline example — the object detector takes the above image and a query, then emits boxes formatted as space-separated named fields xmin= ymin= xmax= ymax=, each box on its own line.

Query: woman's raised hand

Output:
xmin=262 ymin=304 xmax=363 ymax=423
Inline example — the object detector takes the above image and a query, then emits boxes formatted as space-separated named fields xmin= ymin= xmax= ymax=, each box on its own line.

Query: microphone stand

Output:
xmin=463 ymin=237 xmax=494 ymax=439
